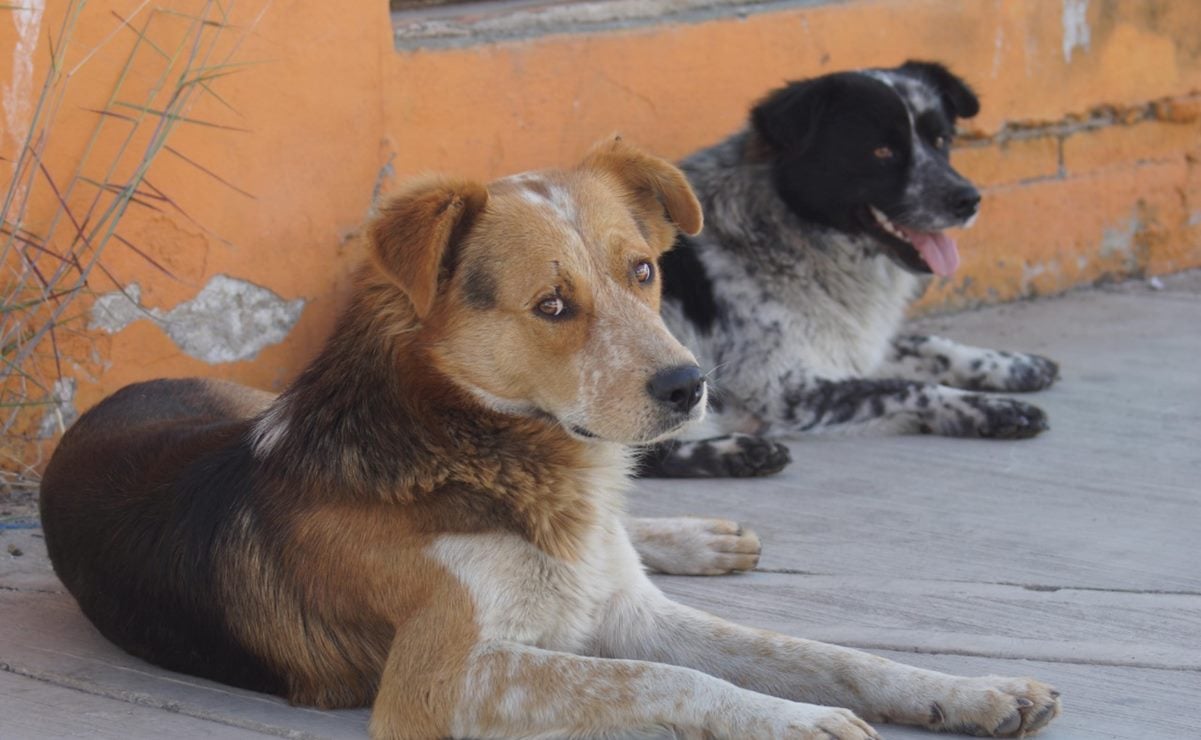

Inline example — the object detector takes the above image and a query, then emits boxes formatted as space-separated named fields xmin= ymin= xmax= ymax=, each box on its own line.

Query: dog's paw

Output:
xmin=764 ymin=705 xmax=881 ymax=740
xmin=957 ymin=396 xmax=1049 ymax=439
xmin=636 ymin=435 xmax=790 ymax=478
xmin=628 ymin=517 xmax=760 ymax=576
xmin=716 ymin=434 xmax=792 ymax=477
xmin=1002 ymin=353 xmax=1059 ymax=392
xmin=928 ymin=676 xmax=1061 ymax=737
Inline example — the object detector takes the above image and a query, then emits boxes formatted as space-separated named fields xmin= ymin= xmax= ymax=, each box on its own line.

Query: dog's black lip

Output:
xmin=860 ymin=206 xmax=934 ymax=275
xmin=528 ymin=408 xmax=595 ymax=439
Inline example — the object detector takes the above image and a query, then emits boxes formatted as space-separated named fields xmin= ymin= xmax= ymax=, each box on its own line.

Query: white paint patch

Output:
xmin=37 ymin=377 xmax=77 ymax=438
xmin=162 ymin=275 xmax=305 ymax=363
xmin=2 ymin=0 xmax=45 ymax=164
xmin=89 ymin=282 xmax=146 ymax=333
xmin=1062 ymin=0 xmax=1091 ymax=63
xmin=89 ymin=275 xmax=305 ymax=363
xmin=1020 ymin=261 xmax=1051 ymax=293
xmin=1099 ymin=217 xmax=1139 ymax=262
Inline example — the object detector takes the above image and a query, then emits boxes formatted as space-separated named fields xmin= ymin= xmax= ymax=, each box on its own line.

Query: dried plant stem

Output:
xmin=0 ymin=0 xmax=269 ymax=479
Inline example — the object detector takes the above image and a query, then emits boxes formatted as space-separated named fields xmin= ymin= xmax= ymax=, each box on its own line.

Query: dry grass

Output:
xmin=0 ymin=0 xmax=269 ymax=479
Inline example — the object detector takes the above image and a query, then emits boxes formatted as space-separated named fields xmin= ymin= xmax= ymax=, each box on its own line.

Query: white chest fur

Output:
xmin=425 ymin=449 xmax=645 ymax=653
xmin=677 ymin=250 xmax=917 ymax=385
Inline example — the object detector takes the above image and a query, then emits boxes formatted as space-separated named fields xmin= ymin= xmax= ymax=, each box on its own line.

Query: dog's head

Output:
xmin=368 ymin=138 xmax=706 ymax=445
xmin=751 ymin=60 xmax=981 ymax=276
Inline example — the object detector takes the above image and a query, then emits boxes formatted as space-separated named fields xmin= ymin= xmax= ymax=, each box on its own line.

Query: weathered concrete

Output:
xmin=1 ymin=273 xmax=1198 ymax=738
xmin=10 ymin=0 xmax=1201 ymax=470
xmin=89 ymin=277 xmax=306 ymax=365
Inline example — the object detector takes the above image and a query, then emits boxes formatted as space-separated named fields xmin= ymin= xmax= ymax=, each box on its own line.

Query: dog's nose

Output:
xmin=647 ymin=365 xmax=705 ymax=414
xmin=950 ymin=186 xmax=981 ymax=220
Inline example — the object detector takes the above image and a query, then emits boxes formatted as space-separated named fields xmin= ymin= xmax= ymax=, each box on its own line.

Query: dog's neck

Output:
xmin=249 ymin=268 xmax=627 ymax=557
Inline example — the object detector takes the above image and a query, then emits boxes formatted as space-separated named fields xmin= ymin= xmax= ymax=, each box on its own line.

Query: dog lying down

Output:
xmin=642 ymin=61 xmax=1061 ymax=478
xmin=40 ymin=139 xmax=1059 ymax=738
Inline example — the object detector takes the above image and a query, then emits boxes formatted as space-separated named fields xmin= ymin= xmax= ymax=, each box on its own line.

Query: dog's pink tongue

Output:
xmin=902 ymin=228 xmax=960 ymax=276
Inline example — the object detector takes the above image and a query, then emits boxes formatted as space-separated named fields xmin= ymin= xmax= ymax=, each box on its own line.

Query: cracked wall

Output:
xmin=3 ymin=0 xmax=1200 ymax=463
xmin=377 ymin=0 xmax=1201 ymax=316
xmin=915 ymin=88 xmax=1201 ymax=312
xmin=90 ymin=277 xmax=306 ymax=364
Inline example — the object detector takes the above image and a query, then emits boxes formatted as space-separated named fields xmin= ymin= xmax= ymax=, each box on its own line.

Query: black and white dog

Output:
xmin=642 ymin=61 xmax=1059 ymax=478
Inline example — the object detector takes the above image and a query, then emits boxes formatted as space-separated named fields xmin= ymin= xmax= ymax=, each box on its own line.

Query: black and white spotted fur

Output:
xmin=640 ymin=61 xmax=1059 ymax=478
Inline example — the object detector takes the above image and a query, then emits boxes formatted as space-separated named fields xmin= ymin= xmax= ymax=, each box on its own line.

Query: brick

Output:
xmin=1152 ymin=97 xmax=1201 ymax=124
xmin=913 ymin=160 xmax=1191 ymax=315
xmin=954 ymin=136 xmax=1060 ymax=189
xmin=1062 ymin=119 xmax=1200 ymax=175
xmin=1148 ymin=155 xmax=1201 ymax=275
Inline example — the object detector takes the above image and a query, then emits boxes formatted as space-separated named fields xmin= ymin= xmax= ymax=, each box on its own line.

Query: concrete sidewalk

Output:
xmin=2 ymin=273 xmax=1198 ymax=739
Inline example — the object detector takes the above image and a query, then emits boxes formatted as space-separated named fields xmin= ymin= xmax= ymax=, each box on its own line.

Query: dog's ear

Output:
xmin=750 ymin=75 xmax=845 ymax=156
xmin=901 ymin=60 xmax=980 ymax=120
xmin=582 ymin=136 xmax=703 ymax=239
xmin=368 ymin=177 xmax=489 ymax=319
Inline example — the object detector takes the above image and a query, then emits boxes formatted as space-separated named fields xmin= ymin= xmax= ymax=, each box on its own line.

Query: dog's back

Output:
xmin=38 ymin=138 xmax=711 ymax=717
xmin=36 ymin=140 xmax=1063 ymax=739
xmin=40 ymin=379 xmax=287 ymax=693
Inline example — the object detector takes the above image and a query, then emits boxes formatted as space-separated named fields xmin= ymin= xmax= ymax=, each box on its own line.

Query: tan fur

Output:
xmin=40 ymin=138 xmax=1060 ymax=739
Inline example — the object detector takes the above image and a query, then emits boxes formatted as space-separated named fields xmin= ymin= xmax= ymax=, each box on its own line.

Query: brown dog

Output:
xmin=40 ymin=139 xmax=1060 ymax=738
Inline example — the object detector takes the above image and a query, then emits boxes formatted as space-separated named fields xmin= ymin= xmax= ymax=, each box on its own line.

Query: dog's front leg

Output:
xmin=880 ymin=334 xmax=1059 ymax=392
xmin=762 ymin=375 xmax=1049 ymax=439
xmin=598 ymin=588 xmax=1061 ymax=738
xmin=371 ymin=633 xmax=878 ymax=739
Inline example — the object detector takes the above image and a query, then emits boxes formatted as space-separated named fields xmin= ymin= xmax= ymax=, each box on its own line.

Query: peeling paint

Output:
xmin=37 ymin=378 xmax=77 ymax=439
xmin=1062 ymin=0 xmax=1090 ymax=63
xmin=161 ymin=276 xmax=305 ymax=363
xmin=1021 ymin=262 xmax=1047 ymax=285
xmin=1019 ymin=260 xmax=1061 ymax=295
xmin=1098 ymin=215 xmax=1144 ymax=276
xmin=90 ymin=275 xmax=305 ymax=364
xmin=89 ymin=283 xmax=145 ymax=334
xmin=371 ymin=152 xmax=397 ymax=211
xmin=1099 ymin=218 xmax=1139 ymax=261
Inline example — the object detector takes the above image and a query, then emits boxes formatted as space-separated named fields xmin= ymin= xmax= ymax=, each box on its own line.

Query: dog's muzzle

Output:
xmin=647 ymin=365 xmax=705 ymax=414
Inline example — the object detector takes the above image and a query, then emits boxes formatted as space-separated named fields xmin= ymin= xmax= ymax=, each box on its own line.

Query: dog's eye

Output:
xmin=536 ymin=295 xmax=566 ymax=318
xmin=633 ymin=260 xmax=654 ymax=284
xmin=934 ymin=135 xmax=948 ymax=149
xmin=873 ymin=146 xmax=894 ymax=160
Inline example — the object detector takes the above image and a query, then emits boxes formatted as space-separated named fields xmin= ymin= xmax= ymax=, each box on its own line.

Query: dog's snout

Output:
xmin=648 ymin=365 xmax=705 ymax=414
xmin=949 ymin=186 xmax=981 ymax=220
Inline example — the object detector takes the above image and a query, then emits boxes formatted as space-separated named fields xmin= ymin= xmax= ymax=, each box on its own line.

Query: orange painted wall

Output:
xmin=2 ymin=0 xmax=1200 ymax=466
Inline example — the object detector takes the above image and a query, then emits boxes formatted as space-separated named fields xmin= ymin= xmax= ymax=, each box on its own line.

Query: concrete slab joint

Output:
xmin=89 ymin=276 xmax=306 ymax=365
